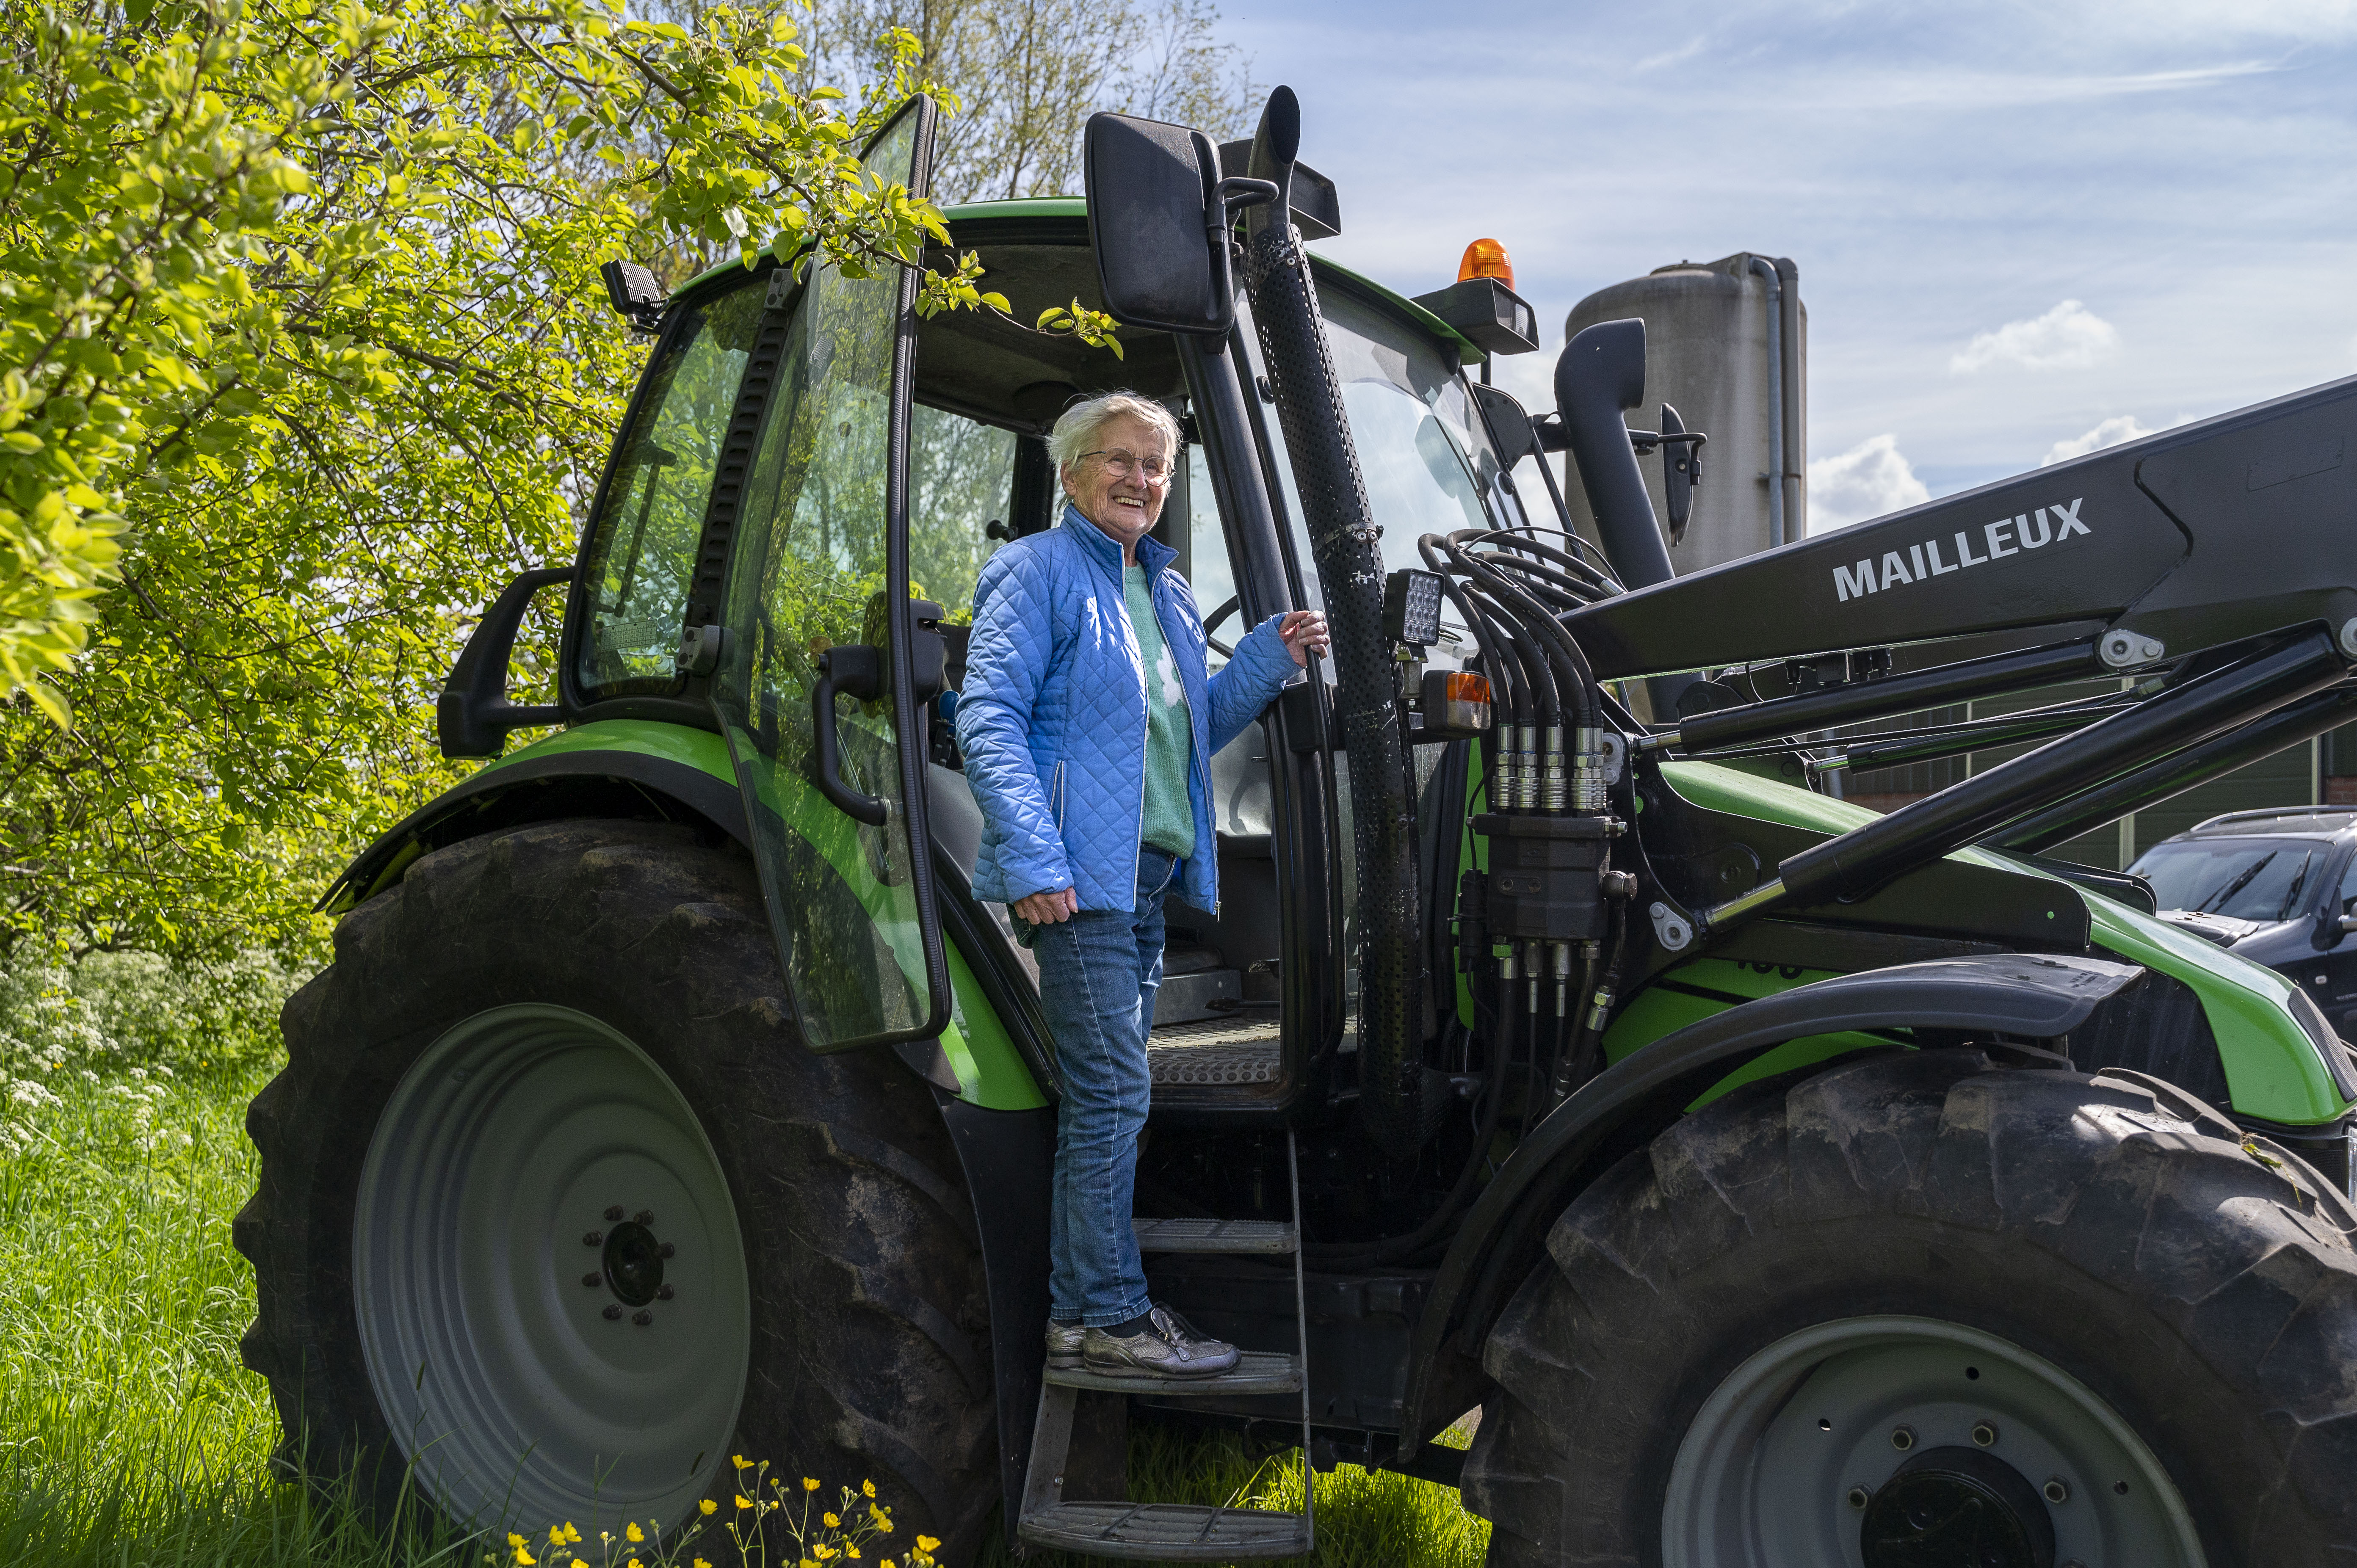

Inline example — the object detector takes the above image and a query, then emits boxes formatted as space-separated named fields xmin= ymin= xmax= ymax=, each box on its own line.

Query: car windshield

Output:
xmin=2129 ymin=836 xmax=2331 ymax=922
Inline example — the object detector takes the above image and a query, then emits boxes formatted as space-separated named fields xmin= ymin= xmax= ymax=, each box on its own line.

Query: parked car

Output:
xmin=2128 ymin=807 xmax=2357 ymax=1035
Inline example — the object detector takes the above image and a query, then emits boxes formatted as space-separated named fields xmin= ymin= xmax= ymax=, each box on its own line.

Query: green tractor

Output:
xmin=238 ymin=90 xmax=2357 ymax=1565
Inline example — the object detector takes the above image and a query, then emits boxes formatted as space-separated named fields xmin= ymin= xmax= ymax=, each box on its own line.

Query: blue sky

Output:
xmin=1221 ymin=0 xmax=2357 ymax=530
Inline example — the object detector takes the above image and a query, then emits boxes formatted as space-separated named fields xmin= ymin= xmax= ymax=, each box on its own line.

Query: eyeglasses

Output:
xmin=1079 ymin=449 xmax=1173 ymax=485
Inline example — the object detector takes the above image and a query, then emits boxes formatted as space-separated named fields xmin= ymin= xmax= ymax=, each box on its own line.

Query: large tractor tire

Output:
xmin=237 ymin=820 xmax=999 ymax=1558
xmin=1462 ymin=1048 xmax=2357 ymax=1566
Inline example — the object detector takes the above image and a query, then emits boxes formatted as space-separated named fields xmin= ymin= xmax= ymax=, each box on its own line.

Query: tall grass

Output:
xmin=0 ymin=1037 xmax=1487 ymax=1568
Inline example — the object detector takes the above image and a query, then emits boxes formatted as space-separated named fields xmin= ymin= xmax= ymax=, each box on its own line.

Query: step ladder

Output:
xmin=1016 ymin=1132 xmax=1314 ymax=1560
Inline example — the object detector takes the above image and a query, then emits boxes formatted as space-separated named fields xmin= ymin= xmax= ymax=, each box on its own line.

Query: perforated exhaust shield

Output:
xmin=1240 ymin=89 xmax=1438 ymax=1156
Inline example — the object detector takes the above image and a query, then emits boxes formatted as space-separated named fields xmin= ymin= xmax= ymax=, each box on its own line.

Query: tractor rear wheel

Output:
xmin=237 ymin=820 xmax=998 ymax=1558
xmin=1463 ymin=1048 xmax=2357 ymax=1566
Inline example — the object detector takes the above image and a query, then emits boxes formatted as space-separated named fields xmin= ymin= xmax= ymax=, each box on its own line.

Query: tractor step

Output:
xmin=1016 ymin=1130 xmax=1315 ymax=1560
xmin=1017 ymin=1501 xmax=1313 ymax=1560
xmin=1044 ymin=1350 xmax=1301 ymax=1396
xmin=1133 ymin=1217 xmax=1296 ymax=1253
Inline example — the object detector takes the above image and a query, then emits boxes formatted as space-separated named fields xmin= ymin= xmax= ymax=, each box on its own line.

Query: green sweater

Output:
xmin=1125 ymin=565 xmax=1196 ymax=861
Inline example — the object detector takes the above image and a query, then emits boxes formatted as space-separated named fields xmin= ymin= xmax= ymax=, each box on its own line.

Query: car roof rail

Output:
xmin=2188 ymin=805 xmax=2357 ymax=833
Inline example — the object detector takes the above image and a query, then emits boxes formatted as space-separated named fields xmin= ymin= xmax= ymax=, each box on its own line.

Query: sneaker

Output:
xmin=1045 ymin=1320 xmax=1085 ymax=1371
xmin=1080 ymin=1305 xmax=1240 ymax=1379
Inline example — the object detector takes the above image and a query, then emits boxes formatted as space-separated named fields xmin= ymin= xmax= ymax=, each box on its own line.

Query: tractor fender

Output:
xmin=320 ymin=745 xmax=749 ymax=915
xmin=1397 ymin=951 xmax=2146 ymax=1450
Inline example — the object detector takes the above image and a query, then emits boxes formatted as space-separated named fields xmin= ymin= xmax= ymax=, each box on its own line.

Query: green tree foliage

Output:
xmin=803 ymin=0 xmax=1258 ymax=202
xmin=0 ymin=0 xmax=981 ymax=955
xmin=0 ymin=0 xmax=1237 ymax=959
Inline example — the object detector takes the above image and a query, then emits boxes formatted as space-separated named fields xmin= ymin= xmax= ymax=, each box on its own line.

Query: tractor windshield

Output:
xmin=575 ymin=273 xmax=768 ymax=701
xmin=1241 ymin=279 xmax=1513 ymax=653
xmin=2130 ymin=836 xmax=2332 ymax=922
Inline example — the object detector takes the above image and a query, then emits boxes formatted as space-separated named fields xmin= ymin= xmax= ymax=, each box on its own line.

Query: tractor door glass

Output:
xmin=909 ymin=404 xmax=1019 ymax=622
xmin=711 ymin=98 xmax=948 ymax=1053
xmin=576 ymin=279 xmax=768 ymax=699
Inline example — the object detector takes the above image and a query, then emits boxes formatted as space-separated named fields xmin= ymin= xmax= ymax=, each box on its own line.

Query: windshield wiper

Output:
xmin=2197 ymin=850 xmax=2277 ymax=914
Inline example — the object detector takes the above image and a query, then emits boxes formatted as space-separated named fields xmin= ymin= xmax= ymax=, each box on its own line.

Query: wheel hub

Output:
xmin=1861 ymin=1447 xmax=2055 ymax=1568
xmin=594 ymin=1215 xmax=671 ymax=1309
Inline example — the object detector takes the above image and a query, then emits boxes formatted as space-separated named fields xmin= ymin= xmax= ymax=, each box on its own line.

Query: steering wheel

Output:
xmin=1202 ymin=595 xmax=1239 ymax=660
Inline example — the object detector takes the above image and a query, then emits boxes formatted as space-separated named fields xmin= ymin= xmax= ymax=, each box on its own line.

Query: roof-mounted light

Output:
xmin=1457 ymin=238 xmax=1515 ymax=290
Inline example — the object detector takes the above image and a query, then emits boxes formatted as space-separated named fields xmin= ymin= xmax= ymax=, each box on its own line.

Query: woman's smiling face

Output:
xmin=1061 ymin=411 xmax=1173 ymax=549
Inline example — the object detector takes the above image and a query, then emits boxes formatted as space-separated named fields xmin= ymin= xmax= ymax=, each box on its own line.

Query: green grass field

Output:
xmin=0 ymin=1063 xmax=1487 ymax=1568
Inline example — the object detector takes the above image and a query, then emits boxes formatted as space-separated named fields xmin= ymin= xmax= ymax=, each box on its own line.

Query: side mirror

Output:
xmin=1083 ymin=112 xmax=1275 ymax=336
xmin=438 ymin=567 xmax=573 ymax=759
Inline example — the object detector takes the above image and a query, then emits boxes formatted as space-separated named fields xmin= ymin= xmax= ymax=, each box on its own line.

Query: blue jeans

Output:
xmin=1033 ymin=847 xmax=1176 ymax=1326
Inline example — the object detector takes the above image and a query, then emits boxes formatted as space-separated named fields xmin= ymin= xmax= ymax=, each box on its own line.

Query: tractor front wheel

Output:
xmin=1463 ymin=1049 xmax=2357 ymax=1565
xmin=237 ymin=820 xmax=998 ymax=1557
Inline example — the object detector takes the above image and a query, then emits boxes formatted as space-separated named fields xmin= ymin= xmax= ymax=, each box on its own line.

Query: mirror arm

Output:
xmin=437 ymin=566 xmax=573 ymax=759
xmin=813 ymin=646 xmax=890 ymax=827
xmin=1209 ymin=175 xmax=1279 ymax=243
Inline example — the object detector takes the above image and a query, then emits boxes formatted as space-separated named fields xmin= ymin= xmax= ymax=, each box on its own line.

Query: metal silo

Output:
xmin=1560 ymin=252 xmax=1805 ymax=577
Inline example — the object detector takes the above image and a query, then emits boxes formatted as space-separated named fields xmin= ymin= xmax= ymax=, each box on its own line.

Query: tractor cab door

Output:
xmin=710 ymin=97 xmax=952 ymax=1052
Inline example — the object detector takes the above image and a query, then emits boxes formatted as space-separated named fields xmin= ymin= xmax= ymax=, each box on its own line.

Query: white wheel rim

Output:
xmin=354 ymin=1004 xmax=750 ymax=1538
xmin=1661 ymin=1314 xmax=2205 ymax=1568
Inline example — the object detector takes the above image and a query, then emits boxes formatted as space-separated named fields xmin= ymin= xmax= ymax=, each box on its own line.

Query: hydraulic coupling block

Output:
xmin=1472 ymin=812 xmax=1620 ymax=942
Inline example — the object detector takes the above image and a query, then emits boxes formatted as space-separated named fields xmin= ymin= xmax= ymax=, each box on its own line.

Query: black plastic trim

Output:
xmin=318 ymin=751 xmax=752 ymax=913
xmin=932 ymin=1090 xmax=1056 ymax=1551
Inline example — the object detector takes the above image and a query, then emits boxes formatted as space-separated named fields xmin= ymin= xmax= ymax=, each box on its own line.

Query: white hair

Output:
xmin=1046 ymin=391 xmax=1181 ymax=475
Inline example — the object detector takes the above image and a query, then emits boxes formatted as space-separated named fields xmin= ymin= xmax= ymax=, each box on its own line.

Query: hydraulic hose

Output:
xmin=1306 ymin=962 xmax=1517 ymax=1269
xmin=1242 ymin=87 xmax=1440 ymax=1157
xmin=1444 ymin=533 xmax=1596 ymax=732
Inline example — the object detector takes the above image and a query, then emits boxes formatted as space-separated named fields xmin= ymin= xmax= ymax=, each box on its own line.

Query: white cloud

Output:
xmin=2041 ymin=414 xmax=2157 ymax=466
xmin=1949 ymin=300 xmax=2120 ymax=374
xmin=1807 ymin=433 xmax=1931 ymax=533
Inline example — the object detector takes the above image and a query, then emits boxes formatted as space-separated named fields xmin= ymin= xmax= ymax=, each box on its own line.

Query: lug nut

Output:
xmin=1890 ymin=1426 xmax=1916 ymax=1452
xmin=657 ymin=1284 xmax=676 ymax=1301
xmin=1972 ymin=1421 xmax=1999 ymax=1447
xmin=658 ymin=1242 xmax=676 ymax=1259
xmin=605 ymin=1205 xmax=625 ymax=1222
xmin=1846 ymin=1486 xmax=1871 ymax=1510
xmin=582 ymin=1272 xmax=603 ymax=1288
xmin=602 ymin=1305 xmax=623 ymax=1320
xmin=583 ymin=1231 xmax=603 ymax=1247
xmin=2044 ymin=1478 xmax=2070 ymax=1504
xmin=632 ymin=1309 xmax=654 ymax=1327
xmin=634 ymin=1209 xmax=655 ymax=1226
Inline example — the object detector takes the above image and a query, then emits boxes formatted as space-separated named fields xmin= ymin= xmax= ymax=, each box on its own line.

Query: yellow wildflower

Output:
xmin=803 ymin=1478 xmax=821 ymax=1492
xmin=862 ymin=1481 xmax=876 ymax=1499
xmin=823 ymin=1513 xmax=840 ymax=1529
xmin=699 ymin=1500 xmax=718 ymax=1517
xmin=507 ymin=1536 xmax=528 ymax=1549
xmin=812 ymin=1548 xmax=837 ymax=1562
xmin=513 ymin=1548 xmax=536 ymax=1567
xmin=548 ymin=1528 xmax=567 ymax=1547
xmin=846 ymin=1547 xmax=861 ymax=1560
xmin=627 ymin=1559 xmax=641 ymax=1568
xmin=625 ymin=1524 xmax=644 ymax=1544
xmin=736 ymin=1496 xmax=754 ymax=1511
xmin=733 ymin=1455 xmax=751 ymax=1470
xmin=565 ymin=1526 xmax=583 ymax=1544
xmin=916 ymin=1538 xmax=940 ymax=1554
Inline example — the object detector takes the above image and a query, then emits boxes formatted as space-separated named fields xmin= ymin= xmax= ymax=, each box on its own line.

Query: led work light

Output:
xmin=1384 ymin=568 xmax=1445 ymax=650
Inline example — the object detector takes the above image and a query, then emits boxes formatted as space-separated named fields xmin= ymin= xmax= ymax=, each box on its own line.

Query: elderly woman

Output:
xmin=956 ymin=391 xmax=1328 ymax=1379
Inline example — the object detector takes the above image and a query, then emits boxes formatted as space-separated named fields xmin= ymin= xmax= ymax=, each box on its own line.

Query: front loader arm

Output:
xmin=1564 ymin=371 xmax=2357 ymax=679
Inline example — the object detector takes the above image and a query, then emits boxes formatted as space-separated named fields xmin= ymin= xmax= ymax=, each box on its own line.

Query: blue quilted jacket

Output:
xmin=956 ymin=503 xmax=1299 ymax=914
